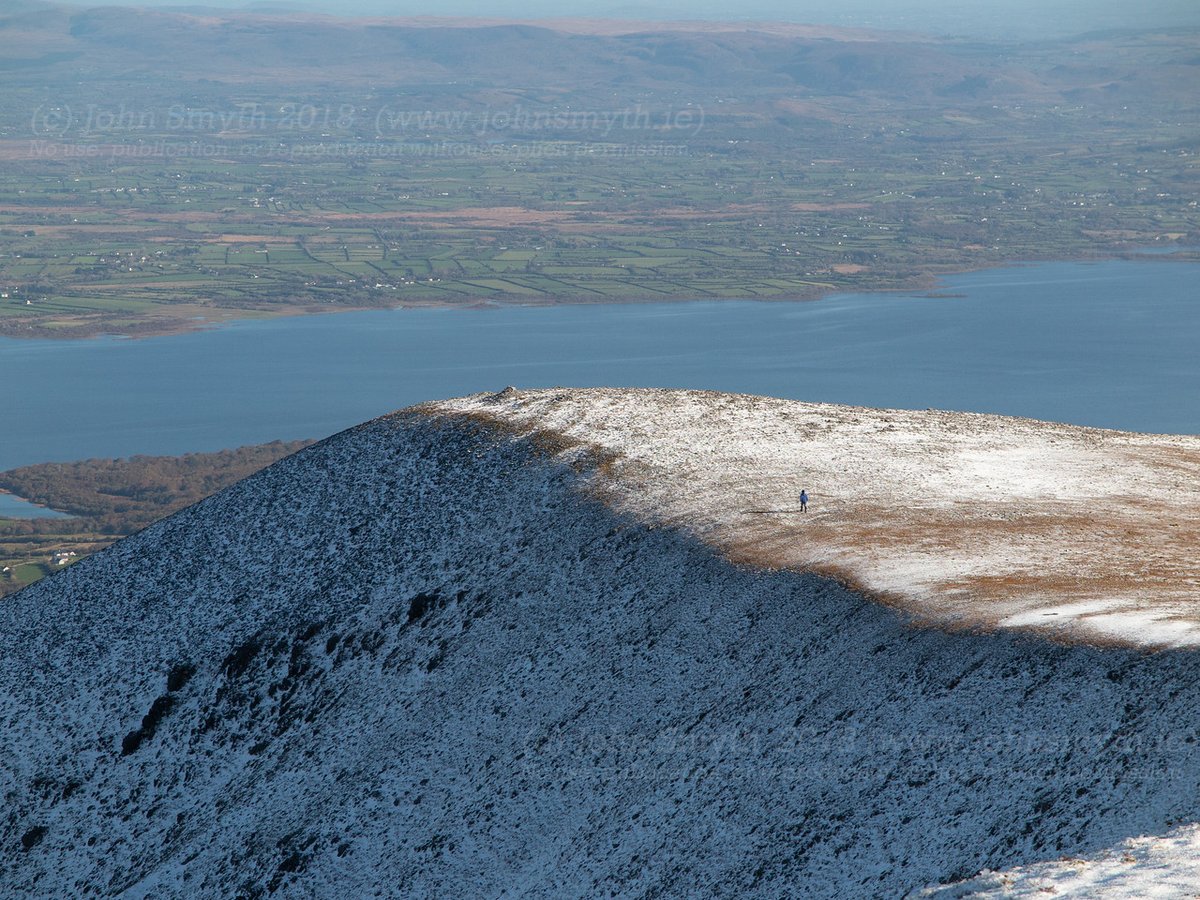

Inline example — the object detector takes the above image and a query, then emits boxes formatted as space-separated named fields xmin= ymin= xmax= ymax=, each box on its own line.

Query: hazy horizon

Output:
xmin=34 ymin=0 xmax=1200 ymax=39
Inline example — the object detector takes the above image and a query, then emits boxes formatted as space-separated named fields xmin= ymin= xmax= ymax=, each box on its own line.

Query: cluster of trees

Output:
xmin=0 ymin=440 xmax=313 ymax=537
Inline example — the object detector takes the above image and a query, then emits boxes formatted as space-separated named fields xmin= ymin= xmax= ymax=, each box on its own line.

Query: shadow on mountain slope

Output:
xmin=0 ymin=409 xmax=1197 ymax=896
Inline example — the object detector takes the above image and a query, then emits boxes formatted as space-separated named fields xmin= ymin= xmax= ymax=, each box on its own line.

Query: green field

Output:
xmin=0 ymin=21 xmax=1196 ymax=337
xmin=2 ymin=138 xmax=1194 ymax=338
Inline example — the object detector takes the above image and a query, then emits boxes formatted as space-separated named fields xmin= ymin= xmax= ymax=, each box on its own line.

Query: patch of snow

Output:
xmin=912 ymin=824 xmax=1200 ymax=898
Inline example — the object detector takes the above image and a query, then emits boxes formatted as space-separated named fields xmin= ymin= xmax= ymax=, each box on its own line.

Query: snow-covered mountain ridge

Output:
xmin=435 ymin=388 xmax=1200 ymax=649
xmin=1 ymin=388 xmax=1199 ymax=897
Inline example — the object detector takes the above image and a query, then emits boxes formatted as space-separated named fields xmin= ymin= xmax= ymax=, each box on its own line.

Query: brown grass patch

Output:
xmin=214 ymin=234 xmax=298 ymax=244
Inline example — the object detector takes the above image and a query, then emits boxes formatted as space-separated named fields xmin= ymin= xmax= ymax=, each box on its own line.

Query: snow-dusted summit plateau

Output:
xmin=2 ymin=388 xmax=1198 ymax=897
xmin=435 ymin=388 xmax=1200 ymax=649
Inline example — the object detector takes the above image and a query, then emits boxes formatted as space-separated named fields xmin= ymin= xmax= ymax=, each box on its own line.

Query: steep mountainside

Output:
xmin=1 ymin=389 xmax=1199 ymax=896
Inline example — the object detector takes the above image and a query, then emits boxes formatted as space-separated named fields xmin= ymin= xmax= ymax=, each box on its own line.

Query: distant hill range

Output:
xmin=0 ymin=0 xmax=1196 ymax=105
xmin=2 ymin=389 xmax=1200 ymax=894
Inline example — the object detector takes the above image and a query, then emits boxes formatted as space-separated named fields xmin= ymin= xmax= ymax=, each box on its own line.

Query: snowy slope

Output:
xmin=913 ymin=824 xmax=1200 ymax=898
xmin=435 ymin=388 xmax=1200 ymax=648
xmin=1 ymin=389 xmax=1199 ymax=897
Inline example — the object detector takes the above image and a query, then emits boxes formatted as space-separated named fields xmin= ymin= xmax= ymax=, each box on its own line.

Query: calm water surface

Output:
xmin=0 ymin=493 xmax=71 ymax=518
xmin=2 ymin=260 xmax=1196 ymax=482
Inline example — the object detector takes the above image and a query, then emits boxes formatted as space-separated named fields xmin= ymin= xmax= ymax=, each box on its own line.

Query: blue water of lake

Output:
xmin=2 ymin=260 xmax=1196 ymax=491
xmin=0 ymin=492 xmax=72 ymax=519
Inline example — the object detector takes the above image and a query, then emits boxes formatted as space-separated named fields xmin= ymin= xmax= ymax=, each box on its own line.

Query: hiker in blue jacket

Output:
xmin=799 ymin=489 xmax=808 ymax=513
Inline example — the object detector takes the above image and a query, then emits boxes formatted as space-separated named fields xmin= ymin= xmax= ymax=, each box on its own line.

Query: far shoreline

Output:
xmin=1 ymin=245 xmax=1195 ymax=344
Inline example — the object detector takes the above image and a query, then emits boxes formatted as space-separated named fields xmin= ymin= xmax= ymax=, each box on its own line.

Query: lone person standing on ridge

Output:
xmin=799 ymin=489 xmax=808 ymax=513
